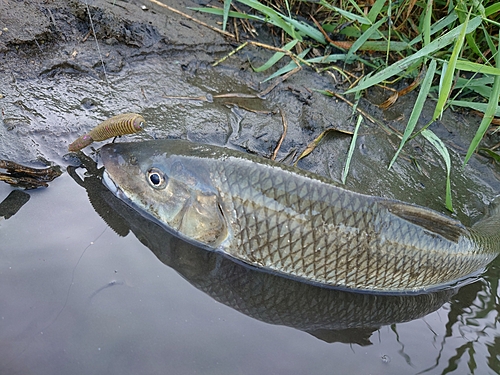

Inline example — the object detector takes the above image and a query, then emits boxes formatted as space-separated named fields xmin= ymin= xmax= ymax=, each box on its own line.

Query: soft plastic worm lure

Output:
xmin=68 ymin=113 xmax=145 ymax=152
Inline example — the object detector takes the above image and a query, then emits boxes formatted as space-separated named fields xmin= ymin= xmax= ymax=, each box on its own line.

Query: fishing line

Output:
xmin=8 ymin=225 xmax=109 ymax=366
xmin=48 ymin=225 xmax=110 ymax=329
xmin=85 ymin=0 xmax=110 ymax=85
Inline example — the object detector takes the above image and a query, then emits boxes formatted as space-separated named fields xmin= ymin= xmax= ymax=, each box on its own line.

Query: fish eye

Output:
xmin=146 ymin=168 xmax=167 ymax=189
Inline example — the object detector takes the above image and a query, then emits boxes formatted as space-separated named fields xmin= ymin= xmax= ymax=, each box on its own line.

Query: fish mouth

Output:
xmin=102 ymin=169 xmax=131 ymax=204
xmin=102 ymin=170 xmax=119 ymax=195
xmin=100 ymin=144 xmax=129 ymax=202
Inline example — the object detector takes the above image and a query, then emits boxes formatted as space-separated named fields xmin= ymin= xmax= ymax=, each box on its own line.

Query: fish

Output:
xmin=68 ymin=113 xmax=145 ymax=152
xmin=71 ymin=159 xmax=455 ymax=344
xmin=100 ymin=139 xmax=500 ymax=294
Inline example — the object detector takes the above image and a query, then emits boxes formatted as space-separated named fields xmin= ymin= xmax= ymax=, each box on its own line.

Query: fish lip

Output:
xmin=100 ymin=144 xmax=124 ymax=198
xmin=102 ymin=170 xmax=117 ymax=193
xmin=102 ymin=169 xmax=128 ymax=203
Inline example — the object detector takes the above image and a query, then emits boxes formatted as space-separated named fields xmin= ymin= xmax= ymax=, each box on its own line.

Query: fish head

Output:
xmin=101 ymin=141 xmax=228 ymax=249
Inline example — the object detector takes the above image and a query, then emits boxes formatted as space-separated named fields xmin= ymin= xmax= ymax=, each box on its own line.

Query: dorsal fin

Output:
xmin=382 ymin=201 xmax=467 ymax=243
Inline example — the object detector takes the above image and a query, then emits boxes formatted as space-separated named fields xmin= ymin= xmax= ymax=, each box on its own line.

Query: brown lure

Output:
xmin=68 ymin=113 xmax=145 ymax=152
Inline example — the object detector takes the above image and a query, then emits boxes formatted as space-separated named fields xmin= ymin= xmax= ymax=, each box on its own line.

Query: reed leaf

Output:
xmin=464 ymin=50 xmax=500 ymax=164
xmin=432 ymin=11 xmax=468 ymax=121
xmin=342 ymin=114 xmax=363 ymax=184
xmin=347 ymin=17 xmax=386 ymax=62
xmin=253 ymin=39 xmax=299 ymax=72
xmin=449 ymin=100 xmax=500 ymax=116
xmin=389 ymin=59 xmax=437 ymax=169
xmin=222 ymin=0 xmax=231 ymax=31
xmin=421 ymin=129 xmax=453 ymax=211
xmin=262 ymin=48 xmax=310 ymax=82
xmin=346 ymin=16 xmax=482 ymax=93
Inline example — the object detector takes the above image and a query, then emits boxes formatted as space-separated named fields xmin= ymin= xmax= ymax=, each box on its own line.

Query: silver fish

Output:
xmin=68 ymin=158 xmax=455 ymax=344
xmin=100 ymin=140 xmax=500 ymax=294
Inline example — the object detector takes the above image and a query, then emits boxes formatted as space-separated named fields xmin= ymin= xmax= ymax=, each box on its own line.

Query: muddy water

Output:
xmin=1 ymin=0 xmax=500 ymax=374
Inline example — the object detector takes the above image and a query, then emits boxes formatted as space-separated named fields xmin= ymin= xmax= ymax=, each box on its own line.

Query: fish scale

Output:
xmin=100 ymin=140 xmax=500 ymax=293
xmin=212 ymin=155 xmax=494 ymax=292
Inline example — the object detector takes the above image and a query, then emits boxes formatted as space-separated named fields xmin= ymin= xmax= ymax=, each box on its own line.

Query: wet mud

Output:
xmin=1 ymin=0 xmax=500 ymax=374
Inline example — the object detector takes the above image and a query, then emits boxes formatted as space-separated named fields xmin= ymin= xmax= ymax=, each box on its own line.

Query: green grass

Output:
xmin=192 ymin=0 xmax=500 ymax=210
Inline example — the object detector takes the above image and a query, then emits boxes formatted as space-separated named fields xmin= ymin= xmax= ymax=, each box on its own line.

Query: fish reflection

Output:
xmin=69 ymin=154 xmax=456 ymax=346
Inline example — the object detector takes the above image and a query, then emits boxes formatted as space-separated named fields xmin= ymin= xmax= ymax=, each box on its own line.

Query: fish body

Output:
xmin=68 ymin=113 xmax=145 ymax=152
xmin=71 ymin=161 xmax=455 ymax=343
xmin=100 ymin=140 xmax=500 ymax=294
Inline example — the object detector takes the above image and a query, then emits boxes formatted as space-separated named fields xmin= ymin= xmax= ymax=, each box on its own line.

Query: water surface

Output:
xmin=1 ymin=163 xmax=500 ymax=375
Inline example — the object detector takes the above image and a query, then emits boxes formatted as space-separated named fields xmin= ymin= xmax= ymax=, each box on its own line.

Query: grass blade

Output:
xmin=409 ymin=12 xmax=458 ymax=46
xmin=423 ymin=0 xmax=432 ymax=47
xmin=421 ymin=129 xmax=453 ymax=211
xmin=479 ymin=148 xmax=500 ymax=163
xmin=317 ymin=0 xmax=372 ymax=25
xmin=237 ymin=0 xmax=299 ymax=39
xmin=342 ymin=114 xmax=363 ymax=184
xmin=262 ymin=48 xmax=310 ymax=82
xmin=389 ymin=59 xmax=437 ymax=169
xmin=345 ymin=16 xmax=481 ymax=93
xmin=433 ymin=11 xmax=470 ymax=120
xmin=449 ymin=100 xmax=500 ymax=116
xmin=307 ymin=54 xmax=357 ymax=64
xmin=222 ymin=0 xmax=231 ymax=31
xmin=367 ymin=0 xmax=387 ymax=23
xmin=485 ymin=3 xmax=500 ymax=17
xmin=282 ymin=15 xmax=326 ymax=43
xmin=454 ymin=60 xmax=500 ymax=76
xmin=346 ymin=17 xmax=386 ymax=61
xmin=253 ymin=39 xmax=298 ymax=72
xmin=464 ymin=53 xmax=500 ymax=164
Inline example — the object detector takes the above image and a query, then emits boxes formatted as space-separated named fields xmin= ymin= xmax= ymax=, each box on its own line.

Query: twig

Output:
xmin=247 ymin=41 xmax=311 ymax=68
xmin=222 ymin=103 xmax=273 ymax=114
xmin=293 ymin=128 xmax=352 ymax=166
xmin=233 ymin=17 xmax=239 ymax=42
xmin=27 ymin=30 xmax=43 ymax=53
xmin=310 ymin=15 xmax=352 ymax=50
xmin=163 ymin=95 xmax=211 ymax=101
xmin=258 ymin=66 xmax=301 ymax=97
xmin=148 ymin=0 xmax=235 ymax=38
xmin=232 ymin=2 xmax=257 ymax=38
xmin=272 ymin=109 xmax=288 ymax=160
xmin=212 ymin=42 xmax=248 ymax=66
xmin=327 ymin=91 xmax=396 ymax=136
xmin=213 ymin=93 xmax=259 ymax=99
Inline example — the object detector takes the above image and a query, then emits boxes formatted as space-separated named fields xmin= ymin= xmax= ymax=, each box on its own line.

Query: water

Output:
xmin=1 ymin=159 xmax=500 ymax=374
